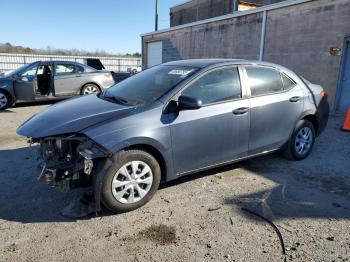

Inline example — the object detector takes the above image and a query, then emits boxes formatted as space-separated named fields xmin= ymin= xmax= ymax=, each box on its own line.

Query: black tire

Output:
xmin=101 ymin=149 xmax=161 ymax=213
xmin=284 ymin=119 xmax=315 ymax=161
xmin=80 ymin=83 xmax=100 ymax=95
xmin=0 ymin=90 xmax=11 ymax=110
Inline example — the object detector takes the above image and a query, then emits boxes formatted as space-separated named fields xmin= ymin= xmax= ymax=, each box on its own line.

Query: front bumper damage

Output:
xmin=34 ymin=134 xmax=111 ymax=191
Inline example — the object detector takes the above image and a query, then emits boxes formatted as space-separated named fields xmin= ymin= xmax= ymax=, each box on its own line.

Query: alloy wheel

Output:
xmin=294 ymin=126 xmax=313 ymax=155
xmin=0 ymin=93 xmax=8 ymax=109
xmin=111 ymin=161 xmax=153 ymax=204
xmin=83 ymin=85 xmax=99 ymax=94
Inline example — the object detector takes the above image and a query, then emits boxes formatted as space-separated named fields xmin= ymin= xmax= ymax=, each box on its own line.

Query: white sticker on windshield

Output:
xmin=168 ymin=69 xmax=193 ymax=77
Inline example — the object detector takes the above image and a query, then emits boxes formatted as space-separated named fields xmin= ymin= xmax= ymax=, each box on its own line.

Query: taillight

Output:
xmin=320 ymin=91 xmax=328 ymax=99
xmin=104 ymin=74 xmax=112 ymax=78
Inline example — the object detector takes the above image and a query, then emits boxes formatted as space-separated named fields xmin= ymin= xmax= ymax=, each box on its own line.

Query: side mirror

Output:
xmin=178 ymin=95 xmax=202 ymax=110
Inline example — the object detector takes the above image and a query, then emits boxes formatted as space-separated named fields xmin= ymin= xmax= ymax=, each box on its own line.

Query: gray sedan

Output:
xmin=0 ymin=61 xmax=115 ymax=110
xmin=17 ymin=59 xmax=329 ymax=213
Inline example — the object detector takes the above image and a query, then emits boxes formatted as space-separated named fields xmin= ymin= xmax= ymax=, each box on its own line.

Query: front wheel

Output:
xmin=101 ymin=150 xmax=161 ymax=213
xmin=0 ymin=90 xmax=11 ymax=110
xmin=284 ymin=119 xmax=315 ymax=160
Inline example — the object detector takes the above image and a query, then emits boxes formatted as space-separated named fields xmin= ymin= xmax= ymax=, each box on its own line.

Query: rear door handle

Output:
xmin=233 ymin=107 xmax=249 ymax=115
xmin=289 ymin=96 xmax=301 ymax=102
xmin=76 ymin=74 xmax=82 ymax=77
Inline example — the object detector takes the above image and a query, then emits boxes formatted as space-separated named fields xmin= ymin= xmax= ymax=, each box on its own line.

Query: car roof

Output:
xmin=35 ymin=60 xmax=80 ymax=64
xmin=162 ymin=59 xmax=283 ymax=69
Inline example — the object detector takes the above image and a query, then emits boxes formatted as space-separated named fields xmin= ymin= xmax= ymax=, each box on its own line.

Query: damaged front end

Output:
xmin=34 ymin=134 xmax=111 ymax=191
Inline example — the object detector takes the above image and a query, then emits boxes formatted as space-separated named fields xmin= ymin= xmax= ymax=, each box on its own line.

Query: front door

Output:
xmin=337 ymin=41 xmax=350 ymax=112
xmin=13 ymin=62 xmax=39 ymax=101
xmin=244 ymin=65 xmax=304 ymax=154
xmin=169 ymin=66 xmax=250 ymax=175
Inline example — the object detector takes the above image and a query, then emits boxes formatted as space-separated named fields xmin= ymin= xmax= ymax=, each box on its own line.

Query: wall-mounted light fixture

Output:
xmin=329 ymin=47 xmax=342 ymax=56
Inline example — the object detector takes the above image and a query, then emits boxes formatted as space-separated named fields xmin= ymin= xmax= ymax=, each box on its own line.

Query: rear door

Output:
xmin=169 ymin=66 xmax=250 ymax=175
xmin=243 ymin=65 xmax=304 ymax=154
xmin=13 ymin=62 xmax=39 ymax=100
xmin=73 ymin=63 xmax=89 ymax=91
xmin=53 ymin=62 xmax=79 ymax=96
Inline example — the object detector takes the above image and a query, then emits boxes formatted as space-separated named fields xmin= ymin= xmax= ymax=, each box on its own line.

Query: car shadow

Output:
xmin=0 ymin=109 xmax=15 ymax=113
xmin=0 ymin=146 xmax=78 ymax=223
xmin=224 ymin=155 xmax=350 ymax=222
xmin=162 ymin=150 xmax=350 ymax=221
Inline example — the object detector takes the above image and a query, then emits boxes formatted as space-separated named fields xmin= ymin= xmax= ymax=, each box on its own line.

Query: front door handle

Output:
xmin=76 ymin=75 xmax=82 ymax=77
xmin=289 ymin=96 xmax=301 ymax=102
xmin=233 ymin=107 xmax=249 ymax=115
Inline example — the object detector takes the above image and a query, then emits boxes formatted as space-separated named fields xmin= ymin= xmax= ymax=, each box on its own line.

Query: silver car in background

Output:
xmin=0 ymin=61 xmax=115 ymax=110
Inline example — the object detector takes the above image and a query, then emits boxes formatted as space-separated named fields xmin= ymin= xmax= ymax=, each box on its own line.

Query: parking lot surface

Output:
xmin=0 ymin=103 xmax=349 ymax=262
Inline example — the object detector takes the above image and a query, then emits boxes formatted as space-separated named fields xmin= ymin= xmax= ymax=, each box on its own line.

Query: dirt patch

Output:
xmin=128 ymin=224 xmax=177 ymax=245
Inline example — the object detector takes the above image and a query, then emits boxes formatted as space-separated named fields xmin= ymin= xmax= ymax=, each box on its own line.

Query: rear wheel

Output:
xmin=101 ymin=150 xmax=161 ymax=213
xmin=284 ymin=119 xmax=315 ymax=160
xmin=81 ymin=84 xmax=100 ymax=95
xmin=0 ymin=90 xmax=11 ymax=110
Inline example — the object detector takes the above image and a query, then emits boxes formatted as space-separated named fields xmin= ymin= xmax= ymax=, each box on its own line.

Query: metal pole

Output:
xmin=155 ymin=0 xmax=159 ymax=31
xmin=259 ymin=10 xmax=267 ymax=61
xmin=233 ymin=0 xmax=239 ymax=12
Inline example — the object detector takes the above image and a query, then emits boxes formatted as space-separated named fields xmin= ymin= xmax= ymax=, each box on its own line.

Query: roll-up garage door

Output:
xmin=147 ymin=41 xmax=162 ymax=68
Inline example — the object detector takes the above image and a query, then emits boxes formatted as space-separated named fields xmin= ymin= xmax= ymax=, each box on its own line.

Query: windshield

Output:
xmin=3 ymin=64 xmax=32 ymax=77
xmin=103 ymin=65 xmax=199 ymax=105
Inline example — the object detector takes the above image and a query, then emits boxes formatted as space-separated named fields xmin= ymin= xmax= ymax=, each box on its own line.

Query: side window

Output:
xmin=281 ymin=73 xmax=296 ymax=90
xmin=20 ymin=63 xmax=39 ymax=77
xmin=245 ymin=66 xmax=283 ymax=96
xmin=182 ymin=67 xmax=241 ymax=105
xmin=76 ymin=64 xmax=85 ymax=73
xmin=55 ymin=63 xmax=76 ymax=75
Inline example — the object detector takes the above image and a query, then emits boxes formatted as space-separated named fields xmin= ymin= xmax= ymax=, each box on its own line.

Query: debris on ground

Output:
xmin=241 ymin=207 xmax=287 ymax=261
xmin=326 ymin=236 xmax=335 ymax=241
xmin=208 ymin=206 xmax=221 ymax=211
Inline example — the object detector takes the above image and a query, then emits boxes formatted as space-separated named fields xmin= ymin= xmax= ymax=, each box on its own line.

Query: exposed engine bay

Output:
xmin=34 ymin=134 xmax=110 ymax=191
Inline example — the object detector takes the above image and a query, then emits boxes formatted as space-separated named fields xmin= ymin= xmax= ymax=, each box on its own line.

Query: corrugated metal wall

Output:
xmin=0 ymin=53 xmax=141 ymax=72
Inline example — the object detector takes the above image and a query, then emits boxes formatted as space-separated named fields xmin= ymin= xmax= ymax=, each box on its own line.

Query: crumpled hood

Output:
xmin=17 ymin=94 xmax=133 ymax=138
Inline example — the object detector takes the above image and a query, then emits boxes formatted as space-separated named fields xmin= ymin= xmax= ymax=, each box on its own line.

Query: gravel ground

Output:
xmin=0 ymin=103 xmax=349 ymax=262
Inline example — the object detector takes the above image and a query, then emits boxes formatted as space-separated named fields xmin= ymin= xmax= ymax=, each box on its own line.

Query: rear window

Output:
xmin=55 ymin=63 xmax=76 ymax=74
xmin=245 ymin=66 xmax=284 ymax=96
xmin=76 ymin=64 xmax=85 ymax=73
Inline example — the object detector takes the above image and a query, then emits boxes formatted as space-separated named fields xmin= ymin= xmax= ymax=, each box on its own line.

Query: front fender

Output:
xmin=83 ymin=114 xmax=175 ymax=179
xmin=0 ymin=80 xmax=16 ymax=102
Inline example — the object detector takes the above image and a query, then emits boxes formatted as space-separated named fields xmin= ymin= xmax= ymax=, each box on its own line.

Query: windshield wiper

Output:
xmin=103 ymin=94 xmax=130 ymax=105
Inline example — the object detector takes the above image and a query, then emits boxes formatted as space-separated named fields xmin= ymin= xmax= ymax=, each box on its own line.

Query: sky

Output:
xmin=1 ymin=0 xmax=185 ymax=54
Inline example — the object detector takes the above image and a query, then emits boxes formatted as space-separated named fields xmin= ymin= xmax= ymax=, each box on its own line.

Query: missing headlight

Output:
xmin=36 ymin=134 xmax=109 ymax=190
